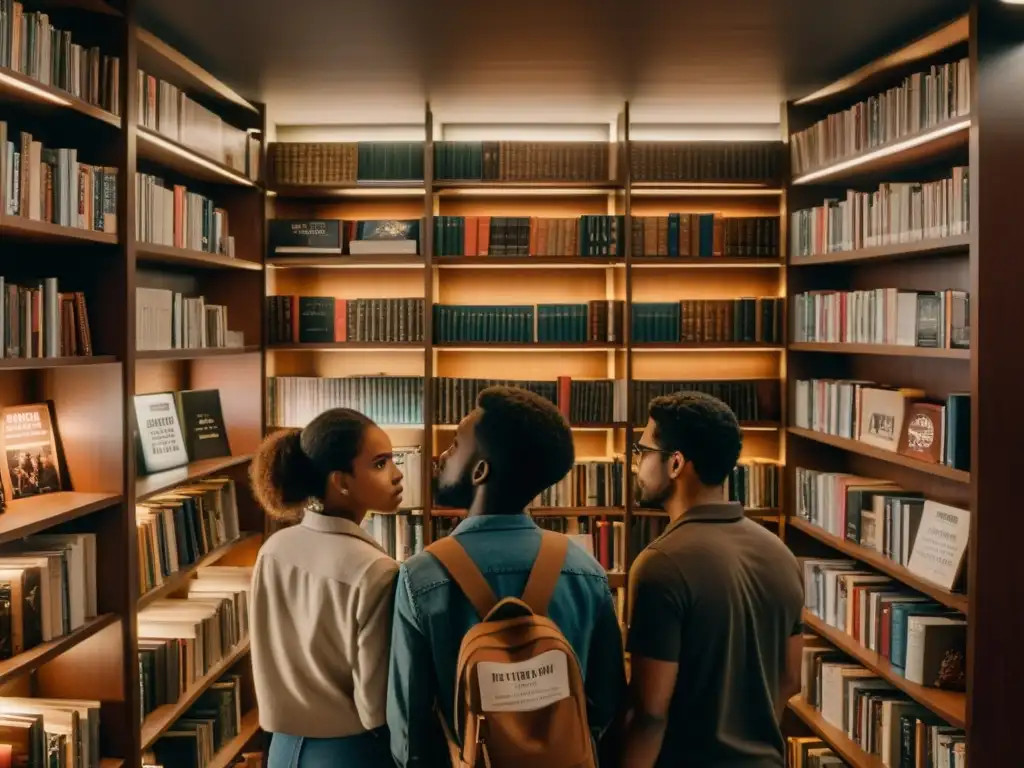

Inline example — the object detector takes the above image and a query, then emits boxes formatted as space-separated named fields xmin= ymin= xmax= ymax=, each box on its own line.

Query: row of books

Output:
xmin=432 ymin=302 xmax=626 ymax=344
xmin=793 ymin=379 xmax=971 ymax=471
xmin=0 ymin=277 xmax=93 ymax=359
xmin=139 ymin=567 xmax=250 ymax=720
xmin=0 ymin=124 xmax=118 ymax=232
xmin=785 ymin=736 xmax=842 ymax=768
xmin=791 ymin=58 xmax=971 ymax=175
xmin=136 ymin=173 xmax=235 ymax=256
xmin=266 ymin=376 xmax=424 ymax=429
xmin=632 ymin=215 xmax=781 ymax=258
xmin=135 ymin=288 xmax=242 ymax=351
xmin=535 ymin=459 xmax=625 ymax=508
xmin=793 ymin=468 xmax=970 ymax=589
xmin=790 ymin=169 xmax=970 ymax=257
xmin=0 ymin=0 xmax=121 ymax=114
xmin=791 ymin=289 xmax=969 ymax=349
xmin=630 ymin=378 xmax=781 ymax=424
xmin=798 ymin=644 xmax=965 ymax=766
xmin=137 ymin=71 xmax=259 ymax=180
xmin=136 ymin=477 xmax=242 ymax=597
xmin=434 ymin=215 xmax=624 ymax=257
xmin=0 ymin=696 xmax=102 ymax=767
xmin=535 ymin=516 xmax=626 ymax=573
xmin=435 ymin=376 xmax=627 ymax=426
xmin=363 ymin=512 xmax=423 ymax=563
xmin=269 ymin=219 xmax=421 ymax=256
xmin=630 ymin=141 xmax=782 ymax=183
xmin=268 ymin=142 xmax=424 ymax=185
xmin=0 ymin=531 xmax=96 ymax=657
xmin=266 ymin=296 xmax=425 ymax=345
xmin=633 ymin=298 xmax=784 ymax=345
xmin=144 ymin=670 xmax=246 ymax=768
xmin=803 ymin=558 xmax=966 ymax=691
xmin=433 ymin=141 xmax=611 ymax=183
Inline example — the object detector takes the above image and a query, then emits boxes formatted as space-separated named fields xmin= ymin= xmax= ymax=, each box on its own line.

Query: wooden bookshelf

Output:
xmin=267 ymin=255 xmax=424 ymax=268
xmin=788 ymin=427 xmax=970 ymax=483
xmin=0 ymin=66 xmax=122 ymax=126
xmin=788 ymin=697 xmax=887 ymax=768
xmin=138 ymin=532 xmax=261 ymax=608
xmin=789 ymin=235 xmax=970 ymax=267
xmin=0 ymin=356 xmax=119 ymax=370
xmin=135 ymin=242 xmax=264 ymax=271
xmin=789 ymin=342 xmax=970 ymax=359
xmin=207 ymin=709 xmax=261 ymax=768
xmin=0 ymin=213 xmax=119 ymax=245
xmin=0 ymin=613 xmax=119 ymax=687
xmin=135 ymin=346 xmax=262 ymax=361
xmin=136 ymin=455 xmax=254 ymax=500
xmin=136 ymin=126 xmax=256 ymax=187
xmin=0 ymin=493 xmax=123 ymax=545
xmin=140 ymin=640 xmax=252 ymax=750
xmin=802 ymin=612 xmax=966 ymax=727
xmin=788 ymin=518 xmax=969 ymax=612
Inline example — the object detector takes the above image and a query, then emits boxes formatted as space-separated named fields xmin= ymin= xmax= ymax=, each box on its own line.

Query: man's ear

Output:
xmin=667 ymin=452 xmax=685 ymax=480
xmin=471 ymin=459 xmax=489 ymax=486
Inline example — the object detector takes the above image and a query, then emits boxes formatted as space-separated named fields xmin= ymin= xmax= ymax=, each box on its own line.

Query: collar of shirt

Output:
xmin=452 ymin=512 xmax=537 ymax=535
xmin=662 ymin=501 xmax=744 ymax=537
xmin=301 ymin=510 xmax=386 ymax=553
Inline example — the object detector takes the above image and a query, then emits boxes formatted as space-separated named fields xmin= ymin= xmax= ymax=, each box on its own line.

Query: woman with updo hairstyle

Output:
xmin=248 ymin=408 xmax=404 ymax=767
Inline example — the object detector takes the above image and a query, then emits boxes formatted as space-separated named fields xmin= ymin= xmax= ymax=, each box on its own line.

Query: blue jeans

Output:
xmin=267 ymin=727 xmax=392 ymax=767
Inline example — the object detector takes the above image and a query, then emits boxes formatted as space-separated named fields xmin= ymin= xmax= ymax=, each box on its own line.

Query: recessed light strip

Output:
xmin=792 ymin=119 xmax=970 ymax=184
xmin=0 ymin=70 xmax=71 ymax=106
xmin=139 ymin=130 xmax=255 ymax=187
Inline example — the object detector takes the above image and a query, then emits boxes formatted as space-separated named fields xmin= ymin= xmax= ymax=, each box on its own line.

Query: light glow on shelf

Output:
xmin=630 ymin=261 xmax=782 ymax=269
xmin=138 ymin=129 xmax=256 ymax=187
xmin=435 ymin=187 xmax=618 ymax=197
xmin=0 ymin=71 xmax=71 ymax=105
xmin=791 ymin=119 xmax=970 ymax=184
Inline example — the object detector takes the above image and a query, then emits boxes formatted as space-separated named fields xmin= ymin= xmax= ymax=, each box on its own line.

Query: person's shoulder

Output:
xmin=397 ymin=546 xmax=450 ymax=598
xmin=631 ymin=543 xmax=684 ymax=586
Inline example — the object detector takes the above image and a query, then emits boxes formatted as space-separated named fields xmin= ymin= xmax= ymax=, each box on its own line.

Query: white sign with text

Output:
xmin=477 ymin=649 xmax=571 ymax=712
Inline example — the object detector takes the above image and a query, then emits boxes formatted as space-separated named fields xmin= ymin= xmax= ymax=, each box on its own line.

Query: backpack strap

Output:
xmin=520 ymin=530 xmax=569 ymax=616
xmin=427 ymin=536 xmax=498 ymax=619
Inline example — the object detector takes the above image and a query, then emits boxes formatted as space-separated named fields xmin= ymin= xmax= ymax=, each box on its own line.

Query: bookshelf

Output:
xmin=782 ymin=6 xmax=1021 ymax=763
xmin=0 ymin=1 xmax=266 ymax=765
xmin=264 ymin=107 xmax=787 ymax=629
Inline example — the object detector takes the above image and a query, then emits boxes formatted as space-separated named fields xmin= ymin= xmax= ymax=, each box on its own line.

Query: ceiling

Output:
xmin=137 ymin=0 xmax=968 ymax=130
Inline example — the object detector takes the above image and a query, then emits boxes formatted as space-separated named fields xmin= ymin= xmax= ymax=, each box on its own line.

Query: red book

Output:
xmin=335 ymin=299 xmax=347 ymax=342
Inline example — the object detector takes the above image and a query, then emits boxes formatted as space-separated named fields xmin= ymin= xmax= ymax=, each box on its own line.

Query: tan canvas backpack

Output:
xmin=427 ymin=529 xmax=596 ymax=768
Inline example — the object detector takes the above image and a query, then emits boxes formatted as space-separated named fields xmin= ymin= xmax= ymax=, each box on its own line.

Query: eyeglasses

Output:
xmin=631 ymin=442 xmax=674 ymax=467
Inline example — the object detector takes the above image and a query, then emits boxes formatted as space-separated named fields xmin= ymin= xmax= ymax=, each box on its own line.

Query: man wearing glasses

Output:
xmin=621 ymin=391 xmax=804 ymax=768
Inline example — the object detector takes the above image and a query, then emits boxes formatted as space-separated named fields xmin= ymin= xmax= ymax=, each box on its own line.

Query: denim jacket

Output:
xmin=387 ymin=513 xmax=626 ymax=767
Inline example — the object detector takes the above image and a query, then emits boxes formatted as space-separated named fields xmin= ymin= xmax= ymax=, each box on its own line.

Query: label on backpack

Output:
xmin=476 ymin=650 xmax=571 ymax=712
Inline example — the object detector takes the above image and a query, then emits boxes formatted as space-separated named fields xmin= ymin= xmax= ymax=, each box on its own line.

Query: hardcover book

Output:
xmin=175 ymin=390 xmax=231 ymax=461
xmin=269 ymin=219 xmax=342 ymax=255
xmin=134 ymin=392 xmax=190 ymax=475
xmin=898 ymin=401 xmax=946 ymax=464
xmin=0 ymin=402 xmax=65 ymax=502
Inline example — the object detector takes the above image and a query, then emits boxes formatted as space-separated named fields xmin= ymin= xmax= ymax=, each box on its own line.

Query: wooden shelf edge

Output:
xmin=788 ymin=697 xmax=887 ymax=768
xmin=136 ymin=243 xmax=263 ymax=271
xmin=789 ymin=342 xmax=970 ymax=359
xmin=136 ymin=455 xmax=254 ymax=500
xmin=135 ymin=346 xmax=261 ymax=361
xmin=789 ymin=235 xmax=970 ymax=266
xmin=787 ymin=427 xmax=971 ymax=483
xmin=802 ymin=612 xmax=966 ymax=728
xmin=208 ymin=709 xmax=261 ymax=768
xmin=791 ymin=117 xmax=970 ymax=185
xmin=0 ymin=492 xmax=124 ymax=545
xmin=434 ymin=256 xmax=624 ymax=267
xmin=0 ymin=356 xmax=118 ymax=370
xmin=267 ymin=342 xmax=425 ymax=351
xmin=0 ymin=613 xmax=118 ymax=686
xmin=99 ymin=759 xmax=124 ymax=768
xmin=141 ymin=639 xmax=251 ymax=750
xmin=433 ymin=180 xmax=620 ymax=191
xmin=0 ymin=66 xmax=122 ymax=126
xmin=137 ymin=127 xmax=256 ymax=188
xmin=788 ymin=518 xmax=969 ymax=613
xmin=267 ymin=255 xmax=423 ymax=268
xmin=0 ymin=213 xmax=119 ymax=244
xmin=138 ymin=532 xmax=261 ymax=608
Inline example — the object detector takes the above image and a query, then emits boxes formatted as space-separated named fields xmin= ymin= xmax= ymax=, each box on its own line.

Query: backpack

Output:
xmin=427 ymin=529 xmax=596 ymax=768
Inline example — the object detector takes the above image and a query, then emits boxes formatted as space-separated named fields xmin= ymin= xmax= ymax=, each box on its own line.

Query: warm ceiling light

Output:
xmin=0 ymin=71 xmax=72 ymax=105
xmin=138 ymin=129 xmax=255 ymax=187
xmin=792 ymin=119 xmax=970 ymax=184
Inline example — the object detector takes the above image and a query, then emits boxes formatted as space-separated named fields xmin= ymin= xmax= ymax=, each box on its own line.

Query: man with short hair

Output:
xmin=387 ymin=385 xmax=626 ymax=767
xmin=622 ymin=391 xmax=804 ymax=768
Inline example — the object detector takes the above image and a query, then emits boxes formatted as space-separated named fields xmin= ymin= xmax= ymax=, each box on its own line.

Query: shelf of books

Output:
xmin=782 ymin=12 xmax=981 ymax=766
xmin=263 ymin=106 xmax=787 ymax=631
xmin=0 ymin=1 xmax=266 ymax=764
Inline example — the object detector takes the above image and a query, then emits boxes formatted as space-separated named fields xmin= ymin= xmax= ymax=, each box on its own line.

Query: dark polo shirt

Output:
xmin=627 ymin=502 xmax=803 ymax=768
